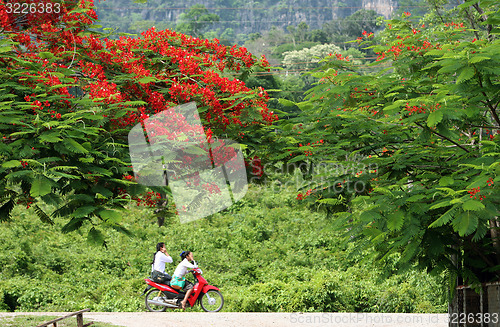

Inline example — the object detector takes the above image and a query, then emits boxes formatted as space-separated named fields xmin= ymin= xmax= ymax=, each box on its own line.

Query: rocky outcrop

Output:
xmin=235 ymin=0 xmax=398 ymax=33
xmin=97 ymin=0 xmax=399 ymax=35
xmin=362 ymin=0 xmax=397 ymax=18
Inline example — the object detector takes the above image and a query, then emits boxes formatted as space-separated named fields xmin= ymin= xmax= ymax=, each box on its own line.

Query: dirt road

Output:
xmin=0 ymin=312 xmax=450 ymax=327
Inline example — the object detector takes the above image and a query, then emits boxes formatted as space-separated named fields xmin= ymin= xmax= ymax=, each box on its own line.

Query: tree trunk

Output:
xmin=489 ymin=218 xmax=500 ymax=266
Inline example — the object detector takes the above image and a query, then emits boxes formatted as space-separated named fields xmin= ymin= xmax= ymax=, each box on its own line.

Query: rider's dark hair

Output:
xmin=151 ymin=242 xmax=165 ymax=265
xmin=180 ymin=251 xmax=191 ymax=261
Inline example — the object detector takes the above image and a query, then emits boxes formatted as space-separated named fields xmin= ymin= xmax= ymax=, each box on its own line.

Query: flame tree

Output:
xmin=283 ymin=1 xmax=500 ymax=287
xmin=0 ymin=0 xmax=276 ymax=242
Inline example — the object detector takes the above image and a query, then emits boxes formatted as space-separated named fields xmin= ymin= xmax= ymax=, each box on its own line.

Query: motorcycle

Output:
xmin=143 ymin=267 xmax=224 ymax=312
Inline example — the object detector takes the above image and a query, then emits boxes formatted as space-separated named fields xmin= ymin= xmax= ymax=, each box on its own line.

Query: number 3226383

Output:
xmin=5 ymin=2 xmax=61 ymax=14
xmin=448 ymin=313 xmax=499 ymax=324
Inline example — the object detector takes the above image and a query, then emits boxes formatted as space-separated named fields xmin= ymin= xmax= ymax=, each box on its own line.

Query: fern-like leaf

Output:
xmin=0 ymin=198 xmax=15 ymax=222
xmin=33 ymin=204 xmax=54 ymax=225
xmin=61 ymin=217 xmax=86 ymax=233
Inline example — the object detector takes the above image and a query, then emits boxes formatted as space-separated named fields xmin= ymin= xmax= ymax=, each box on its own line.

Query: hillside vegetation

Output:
xmin=0 ymin=182 xmax=446 ymax=313
xmin=94 ymin=0 xmax=402 ymax=36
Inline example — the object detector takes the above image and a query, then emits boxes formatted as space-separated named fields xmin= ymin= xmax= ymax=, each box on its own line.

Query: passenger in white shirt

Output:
xmin=171 ymin=251 xmax=197 ymax=309
xmin=150 ymin=242 xmax=173 ymax=284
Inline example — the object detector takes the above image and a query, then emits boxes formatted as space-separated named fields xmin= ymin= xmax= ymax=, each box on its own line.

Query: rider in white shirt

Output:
xmin=173 ymin=254 xmax=197 ymax=277
xmin=172 ymin=251 xmax=197 ymax=309
xmin=150 ymin=242 xmax=173 ymax=283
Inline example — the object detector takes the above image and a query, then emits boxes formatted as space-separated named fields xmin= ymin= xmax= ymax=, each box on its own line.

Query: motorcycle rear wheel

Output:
xmin=145 ymin=288 xmax=168 ymax=312
xmin=199 ymin=290 xmax=224 ymax=312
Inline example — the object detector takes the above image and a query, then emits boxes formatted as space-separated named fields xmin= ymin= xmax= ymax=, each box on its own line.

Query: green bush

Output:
xmin=0 ymin=183 xmax=447 ymax=312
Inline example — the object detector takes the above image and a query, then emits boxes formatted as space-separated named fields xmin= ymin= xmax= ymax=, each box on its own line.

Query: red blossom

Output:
xmin=2 ymin=0 xmax=279 ymax=211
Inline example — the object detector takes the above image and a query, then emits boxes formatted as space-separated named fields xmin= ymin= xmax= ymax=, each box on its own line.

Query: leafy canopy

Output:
xmin=281 ymin=0 xmax=500 ymax=286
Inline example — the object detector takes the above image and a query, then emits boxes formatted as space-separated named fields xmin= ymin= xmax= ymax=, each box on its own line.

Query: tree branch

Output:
xmin=472 ymin=3 xmax=493 ymax=40
xmin=494 ymin=99 xmax=500 ymax=111
xmin=463 ymin=7 xmax=481 ymax=40
xmin=431 ymin=1 xmax=446 ymax=24
xmin=475 ymin=69 xmax=500 ymax=127
xmin=470 ymin=124 xmax=499 ymax=129
xmin=469 ymin=244 xmax=500 ymax=279
xmin=488 ymin=101 xmax=500 ymax=128
xmin=409 ymin=165 xmax=447 ymax=169
xmin=414 ymin=122 xmax=471 ymax=153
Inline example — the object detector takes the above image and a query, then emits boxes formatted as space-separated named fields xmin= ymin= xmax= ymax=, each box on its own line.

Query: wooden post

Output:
xmin=36 ymin=309 xmax=93 ymax=327
xmin=76 ymin=313 xmax=83 ymax=327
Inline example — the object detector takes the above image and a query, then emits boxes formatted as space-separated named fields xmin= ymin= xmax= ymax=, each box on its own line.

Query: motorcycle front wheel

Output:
xmin=145 ymin=288 xmax=168 ymax=312
xmin=199 ymin=290 xmax=224 ymax=312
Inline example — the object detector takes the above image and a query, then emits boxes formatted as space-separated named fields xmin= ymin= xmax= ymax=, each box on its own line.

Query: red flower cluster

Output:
xmin=358 ymin=30 xmax=374 ymax=41
xmin=117 ymin=187 xmax=163 ymax=207
xmin=17 ymin=195 xmax=34 ymax=209
xmin=298 ymin=140 xmax=324 ymax=156
xmin=93 ymin=28 xmax=276 ymax=131
xmin=183 ymin=172 xmax=201 ymax=187
xmin=444 ymin=22 xmax=465 ymax=29
xmin=485 ymin=129 xmax=497 ymax=140
xmin=376 ymin=26 xmax=442 ymax=61
xmin=134 ymin=191 xmax=162 ymax=207
xmin=297 ymin=189 xmax=313 ymax=200
xmin=333 ymin=53 xmax=350 ymax=62
xmin=468 ymin=187 xmax=485 ymax=201
xmin=3 ymin=0 xmax=276 ymax=138
xmin=405 ymin=103 xmax=440 ymax=115
xmin=123 ymin=175 xmax=134 ymax=181
xmin=212 ymin=143 xmax=242 ymax=171
xmin=405 ymin=104 xmax=426 ymax=115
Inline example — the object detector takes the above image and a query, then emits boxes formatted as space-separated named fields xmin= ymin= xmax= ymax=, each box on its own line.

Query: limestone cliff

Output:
xmin=222 ymin=0 xmax=399 ymax=33
xmin=361 ymin=0 xmax=398 ymax=18
xmin=97 ymin=0 xmax=400 ymax=35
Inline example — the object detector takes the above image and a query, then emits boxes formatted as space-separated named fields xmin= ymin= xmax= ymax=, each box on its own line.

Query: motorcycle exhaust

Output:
xmin=147 ymin=299 xmax=179 ymax=308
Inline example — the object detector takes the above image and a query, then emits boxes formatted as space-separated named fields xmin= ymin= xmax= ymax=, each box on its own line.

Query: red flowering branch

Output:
xmin=0 ymin=0 xmax=277 ymax=236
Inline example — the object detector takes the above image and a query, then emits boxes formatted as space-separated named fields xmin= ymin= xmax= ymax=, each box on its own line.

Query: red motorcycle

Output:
xmin=143 ymin=268 xmax=224 ymax=312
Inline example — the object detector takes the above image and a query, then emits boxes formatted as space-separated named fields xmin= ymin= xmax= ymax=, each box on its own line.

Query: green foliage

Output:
xmin=323 ymin=9 xmax=382 ymax=44
xmin=175 ymin=4 xmax=220 ymax=38
xmin=92 ymin=1 xmax=389 ymax=45
xmin=0 ymin=38 xmax=136 ymax=234
xmin=0 ymin=183 xmax=446 ymax=313
xmin=281 ymin=0 xmax=500 ymax=287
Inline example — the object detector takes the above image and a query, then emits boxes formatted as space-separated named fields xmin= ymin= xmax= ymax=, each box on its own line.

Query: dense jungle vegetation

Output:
xmin=0 ymin=183 xmax=447 ymax=312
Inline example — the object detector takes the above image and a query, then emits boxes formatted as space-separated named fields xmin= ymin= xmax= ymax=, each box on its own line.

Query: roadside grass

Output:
xmin=0 ymin=315 xmax=119 ymax=327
